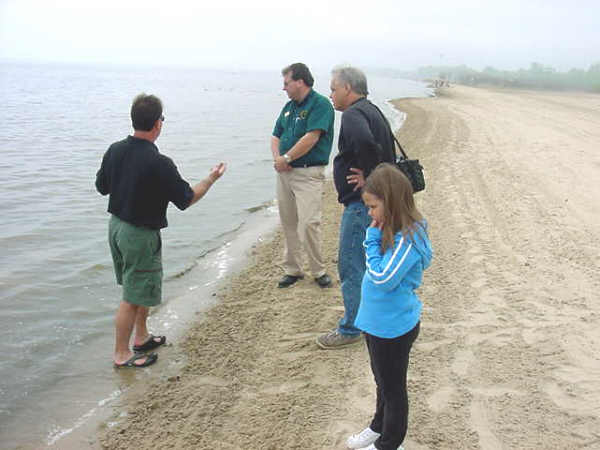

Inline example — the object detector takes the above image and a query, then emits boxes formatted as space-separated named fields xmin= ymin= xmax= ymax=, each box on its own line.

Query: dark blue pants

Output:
xmin=366 ymin=323 xmax=420 ymax=450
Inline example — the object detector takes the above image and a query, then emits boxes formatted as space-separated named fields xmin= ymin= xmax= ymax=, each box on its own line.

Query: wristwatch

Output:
xmin=283 ymin=153 xmax=292 ymax=164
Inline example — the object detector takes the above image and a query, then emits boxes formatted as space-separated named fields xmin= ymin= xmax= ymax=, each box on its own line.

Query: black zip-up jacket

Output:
xmin=333 ymin=98 xmax=396 ymax=205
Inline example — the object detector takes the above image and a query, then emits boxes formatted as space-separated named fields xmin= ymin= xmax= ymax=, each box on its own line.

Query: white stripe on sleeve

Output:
xmin=367 ymin=243 xmax=413 ymax=285
xmin=366 ymin=236 xmax=405 ymax=276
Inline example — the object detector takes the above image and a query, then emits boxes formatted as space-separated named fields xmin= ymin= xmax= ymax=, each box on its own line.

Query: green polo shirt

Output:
xmin=272 ymin=89 xmax=334 ymax=167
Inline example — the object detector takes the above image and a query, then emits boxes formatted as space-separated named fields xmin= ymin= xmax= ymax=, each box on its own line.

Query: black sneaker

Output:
xmin=314 ymin=273 xmax=332 ymax=288
xmin=277 ymin=274 xmax=303 ymax=288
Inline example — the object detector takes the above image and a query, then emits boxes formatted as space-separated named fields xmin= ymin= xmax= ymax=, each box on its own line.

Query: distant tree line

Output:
xmin=394 ymin=63 xmax=600 ymax=92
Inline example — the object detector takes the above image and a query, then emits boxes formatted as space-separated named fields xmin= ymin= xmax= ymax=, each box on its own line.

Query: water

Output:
xmin=0 ymin=60 xmax=430 ymax=448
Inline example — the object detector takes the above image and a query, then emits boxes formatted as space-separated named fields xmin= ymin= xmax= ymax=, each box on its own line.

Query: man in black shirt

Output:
xmin=96 ymin=93 xmax=226 ymax=368
xmin=317 ymin=66 xmax=395 ymax=349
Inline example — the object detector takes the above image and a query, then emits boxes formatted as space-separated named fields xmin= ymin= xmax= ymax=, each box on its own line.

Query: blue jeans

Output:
xmin=337 ymin=201 xmax=371 ymax=336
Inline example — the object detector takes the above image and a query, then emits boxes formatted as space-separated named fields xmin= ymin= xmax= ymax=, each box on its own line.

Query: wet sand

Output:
xmin=97 ymin=86 xmax=600 ymax=449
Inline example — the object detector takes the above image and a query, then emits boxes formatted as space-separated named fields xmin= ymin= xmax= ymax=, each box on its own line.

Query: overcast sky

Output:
xmin=1 ymin=0 xmax=598 ymax=71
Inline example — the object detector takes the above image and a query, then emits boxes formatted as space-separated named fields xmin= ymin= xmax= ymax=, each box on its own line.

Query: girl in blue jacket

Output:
xmin=347 ymin=163 xmax=433 ymax=450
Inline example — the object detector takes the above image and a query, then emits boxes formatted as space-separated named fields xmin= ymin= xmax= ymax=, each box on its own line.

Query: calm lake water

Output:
xmin=0 ymin=60 xmax=430 ymax=448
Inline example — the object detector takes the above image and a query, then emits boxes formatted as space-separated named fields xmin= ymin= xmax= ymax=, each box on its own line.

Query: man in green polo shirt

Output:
xmin=271 ymin=63 xmax=335 ymax=289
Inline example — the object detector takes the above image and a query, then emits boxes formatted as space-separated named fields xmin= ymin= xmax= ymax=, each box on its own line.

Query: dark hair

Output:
xmin=130 ymin=93 xmax=163 ymax=131
xmin=281 ymin=63 xmax=314 ymax=87
xmin=362 ymin=163 xmax=423 ymax=252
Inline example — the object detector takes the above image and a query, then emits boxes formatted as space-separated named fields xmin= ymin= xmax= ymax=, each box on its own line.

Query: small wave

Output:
xmin=167 ymin=254 xmax=202 ymax=280
xmin=213 ymin=221 xmax=244 ymax=239
xmin=245 ymin=199 xmax=276 ymax=213
xmin=166 ymin=222 xmax=245 ymax=281
xmin=81 ymin=263 xmax=110 ymax=274
xmin=384 ymin=99 xmax=408 ymax=132
xmin=46 ymin=389 xmax=123 ymax=446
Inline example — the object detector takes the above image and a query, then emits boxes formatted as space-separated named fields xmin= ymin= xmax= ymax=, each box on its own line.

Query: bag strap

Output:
xmin=369 ymin=101 xmax=409 ymax=160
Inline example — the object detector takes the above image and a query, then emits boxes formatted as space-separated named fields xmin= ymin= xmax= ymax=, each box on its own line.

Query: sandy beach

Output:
xmin=98 ymin=85 xmax=600 ymax=450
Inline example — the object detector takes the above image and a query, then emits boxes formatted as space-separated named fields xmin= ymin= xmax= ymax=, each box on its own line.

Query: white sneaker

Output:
xmin=347 ymin=427 xmax=380 ymax=449
xmin=357 ymin=445 xmax=405 ymax=450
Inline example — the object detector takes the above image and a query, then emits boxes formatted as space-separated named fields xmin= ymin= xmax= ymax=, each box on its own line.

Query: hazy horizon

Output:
xmin=1 ymin=0 xmax=599 ymax=73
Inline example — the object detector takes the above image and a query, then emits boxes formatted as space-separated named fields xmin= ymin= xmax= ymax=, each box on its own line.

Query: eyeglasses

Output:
xmin=159 ymin=115 xmax=165 ymax=122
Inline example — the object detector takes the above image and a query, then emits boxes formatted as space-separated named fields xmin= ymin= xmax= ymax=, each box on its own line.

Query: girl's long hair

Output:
xmin=363 ymin=163 xmax=424 ymax=252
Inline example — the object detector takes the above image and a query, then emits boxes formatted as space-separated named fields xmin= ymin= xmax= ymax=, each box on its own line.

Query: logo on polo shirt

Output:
xmin=299 ymin=110 xmax=308 ymax=119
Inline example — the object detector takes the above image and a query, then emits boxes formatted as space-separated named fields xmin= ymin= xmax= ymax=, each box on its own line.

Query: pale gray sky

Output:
xmin=1 ymin=0 xmax=598 ymax=71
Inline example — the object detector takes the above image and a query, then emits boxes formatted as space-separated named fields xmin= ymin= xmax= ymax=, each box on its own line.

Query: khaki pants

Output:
xmin=276 ymin=166 xmax=326 ymax=278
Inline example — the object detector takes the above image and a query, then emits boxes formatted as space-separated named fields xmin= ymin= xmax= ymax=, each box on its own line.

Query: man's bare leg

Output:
xmin=114 ymin=300 xmax=151 ymax=365
xmin=133 ymin=305 xmax=150 ymax=347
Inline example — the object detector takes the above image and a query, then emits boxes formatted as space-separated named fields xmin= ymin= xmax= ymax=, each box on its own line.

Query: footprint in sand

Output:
xmin=479 ymin=289 xmax=507 ymax=308
xmin=260 ymin=380 xmax=308 ymax=395
xmin=275 ymin=332 xmax=318 ymax=345
xmin=348 ymin=380 xmax=375 ymax=415
xmin=195 ymin=375 xmax=230 ymax=387
xmin=469 ymin=385 xmax=524 ymax=398
xmin=470 ymin=399 xmax=503 ymax=449
xmin=521 ymin=327 xmax=546 ymax=345
xmin=466 ymin=329 xmax=515 ymax=346
xmin=278 ymin=350 xmax=313 ymax=362
xmin=466 ymin=245 xmax=482 ymax=256
xmin=416 ymin=339 xmax=453 ymax=353
xmin=469 ymin=254 xmax=486 ymax=264
xmin=427 ymin=385 xmax=456 ymax=413
xmin=470 ymin=278 xmax=487 ymax=289
xmin=451 ymin=349 xmax=474 ymax=377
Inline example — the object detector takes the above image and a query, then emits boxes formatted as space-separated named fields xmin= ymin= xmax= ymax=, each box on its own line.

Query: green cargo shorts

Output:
xmin=108 ymin=215 xmax=163 ymax=307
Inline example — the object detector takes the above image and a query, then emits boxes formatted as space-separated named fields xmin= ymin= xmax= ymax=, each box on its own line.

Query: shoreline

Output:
xmin=44 ymin=209 xmax=281 ymax=450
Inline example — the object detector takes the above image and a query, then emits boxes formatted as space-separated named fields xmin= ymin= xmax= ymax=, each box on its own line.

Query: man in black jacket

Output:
xmin=317 ymin=66 xmax=395 ymax=349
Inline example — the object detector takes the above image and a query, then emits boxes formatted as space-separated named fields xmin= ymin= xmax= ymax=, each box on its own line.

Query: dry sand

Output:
xmin=98 ymin=86 xmax=600 ymax=449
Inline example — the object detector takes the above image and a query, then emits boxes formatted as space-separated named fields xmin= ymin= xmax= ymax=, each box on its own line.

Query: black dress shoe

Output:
xmin=315 ymin=273 xmax=332 ymax=288
xmin=278 ymin=274 xmax=304 ymax=288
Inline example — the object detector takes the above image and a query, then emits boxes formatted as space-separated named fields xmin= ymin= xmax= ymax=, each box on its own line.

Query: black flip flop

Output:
xmin=133 ymin=334 xmax=166 ymax=352
xmin=114 ymin=352 xmax=158 ymax=369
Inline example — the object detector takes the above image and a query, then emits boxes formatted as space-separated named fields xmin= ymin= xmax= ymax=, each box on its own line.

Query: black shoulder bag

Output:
xmin=392 ymin=134 xmax=426 ymax=193
xmin=372 ymin=103 xmax=426 ymax=193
